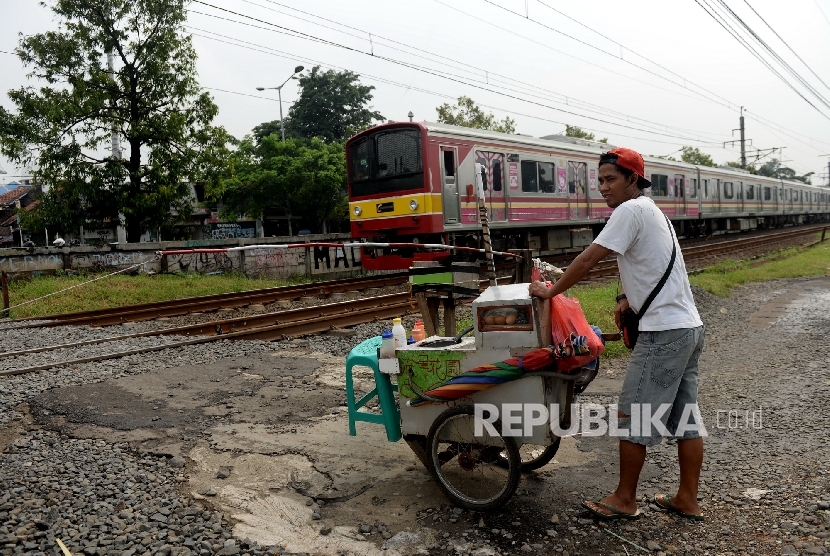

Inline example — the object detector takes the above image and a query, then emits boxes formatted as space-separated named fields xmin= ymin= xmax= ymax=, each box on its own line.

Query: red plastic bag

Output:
xmin=549 ymin=294 xmax=605 ymax=373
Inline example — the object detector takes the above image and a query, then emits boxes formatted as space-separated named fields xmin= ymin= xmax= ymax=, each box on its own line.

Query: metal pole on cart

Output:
xmin=475 ymin=163 xmax=498 ymax=286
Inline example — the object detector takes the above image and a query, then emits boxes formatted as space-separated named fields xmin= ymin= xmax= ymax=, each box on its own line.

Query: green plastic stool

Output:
xmin=345 ymin=336 xmax=402 ymax=442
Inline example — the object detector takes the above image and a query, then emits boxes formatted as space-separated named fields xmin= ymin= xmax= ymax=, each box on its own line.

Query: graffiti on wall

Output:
xmin=167 ymin=251 xmax=236 ymax=273
xmin=313 ymin=245 xmax=359 ymax=272
xmin=204 ymin=222 xmax=256 ymax=240
xmin=0 ymin=254 xmax=62 ymax=274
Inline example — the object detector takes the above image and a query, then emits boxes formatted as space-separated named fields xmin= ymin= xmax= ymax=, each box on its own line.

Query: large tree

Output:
xmin=0 ymin=0 xmax=230 ymax=242
xmin=564 ymin=125 xmax=607 ymax=144
xmin=257 ymin=66 xmax=383 ymax=143
xmin=210 ymin=136 xmax=347 ymax=235
xmin=756 ymin=158 xmax=813 ymax=184
xmin=436 ymin=96 xmax=516 ymax=134
xmin=679 ymin=146 xmax=716 ymax=167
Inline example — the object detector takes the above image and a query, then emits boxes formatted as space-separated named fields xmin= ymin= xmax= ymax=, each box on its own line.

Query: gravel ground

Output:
xmin=1 ymin=276 xmax=829 ymax=555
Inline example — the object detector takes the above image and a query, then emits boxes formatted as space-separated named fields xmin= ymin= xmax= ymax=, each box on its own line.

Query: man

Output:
xmin=528 ymin=148 xmax=705 ymax=521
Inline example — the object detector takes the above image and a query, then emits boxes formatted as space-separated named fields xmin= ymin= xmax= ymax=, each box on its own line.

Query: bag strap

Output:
xmin=636 ymin=215 xmax=677 ymax=320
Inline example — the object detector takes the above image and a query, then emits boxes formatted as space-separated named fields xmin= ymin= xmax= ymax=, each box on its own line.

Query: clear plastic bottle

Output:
xmin=380 ymin=331 xmax=395 ymax=358
xmin=392 ymin=318 xmax=407 ymax=349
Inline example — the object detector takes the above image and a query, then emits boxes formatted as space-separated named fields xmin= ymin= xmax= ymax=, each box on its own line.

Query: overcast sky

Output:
xmin=2 ymin=0 xmax=829 ymax=186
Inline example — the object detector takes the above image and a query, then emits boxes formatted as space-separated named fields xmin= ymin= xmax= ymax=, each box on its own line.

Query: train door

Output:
xmin=674 ymin=174 xmax=686 ymax=216
xmin=738 ymin=182 xmax=744 ymax=213
xmin=568 ymin=161 xmax=589 ymax=219
xmin=475 ymin=150 xmax=507 ymax=222
xmin=440 ymin=146 xmax=459 ymax=224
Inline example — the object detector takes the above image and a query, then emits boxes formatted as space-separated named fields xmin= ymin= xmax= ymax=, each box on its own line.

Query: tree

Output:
xmin=210 ymin=136 xmax=346 ymax=235
xmin=679 ymin=147 xmax=716 ymax=167
xmin=436 ymin=96 xmax=516 ymax=133
xmin=262 ymin=66 xmax=384 ymax=143
xmin=756 ymin=158 xmax=813 ymax=183
xmin=0 ymin=0 xmax=230 ymax=243
xmin=565 ymin=125 xmax=607 ymax=143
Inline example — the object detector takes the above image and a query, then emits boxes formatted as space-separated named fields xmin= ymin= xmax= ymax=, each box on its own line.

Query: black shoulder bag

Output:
xmin=620 ymin=216 xmax=677 ymax=349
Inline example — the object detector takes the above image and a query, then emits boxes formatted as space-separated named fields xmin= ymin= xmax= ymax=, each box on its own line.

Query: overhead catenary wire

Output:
xmin=741 ymin=0 xmax=830 ymax=94
xmin=187 ymin=25 xmax=744 ymax=151
xmin=189 ymin=2 xmax=735 ymax=147
xmin=188 ymin=7 xmax=731 ymax=143
xmin=714 ymin=0 xmax=830 ymax=109
xmin=694 ymin=0 xmax=830 ymax=121
xmin=504 ymin=0 xmax=830 ymax=150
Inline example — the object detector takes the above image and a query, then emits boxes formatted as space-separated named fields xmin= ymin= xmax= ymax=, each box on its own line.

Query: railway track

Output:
xmin=0 ymin=293 xmax=411 ymax=377
xmin=0 ymin=225 xmax=825 ymax=377
xmin=4 ymin=273 xmax=410 ymax=329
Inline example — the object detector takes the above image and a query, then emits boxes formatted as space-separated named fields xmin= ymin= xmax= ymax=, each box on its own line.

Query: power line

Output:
xmin=515 ymin=0 xmax=830 ymax=149
xmin=193 ymin=1 xmax=733 ymax=142
xmin=813 ymin=0 xmax=830 ymax=28
xmin=695 ymin=0 xmax=830 ymax=120
xmin=741 ymin=0 xmax=830 ymax=93
xmin=189 ymin=2 xmax=733 ymax=145
xmin=187 ymin=26 xmax=743 ymax=151
xmin=715 ymin=0 xmax=830 ymax=108
xmin=482 ymin=0 xmax=741 ymax=112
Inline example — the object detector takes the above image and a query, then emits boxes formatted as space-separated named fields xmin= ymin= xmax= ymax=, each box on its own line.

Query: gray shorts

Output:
xmin=616 ymin=326 xmax=705 ymax=447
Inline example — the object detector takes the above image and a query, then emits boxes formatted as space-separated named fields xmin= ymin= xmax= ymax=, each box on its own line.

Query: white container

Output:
xmin=392 ymin=318 xmax=407 ymax=349
xmin=380 ymin=331 xmax=396 ymax=359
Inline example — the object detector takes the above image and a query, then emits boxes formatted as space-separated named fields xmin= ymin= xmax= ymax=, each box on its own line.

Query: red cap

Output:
xmin=599 ymin=148 xmax=651 ymax=187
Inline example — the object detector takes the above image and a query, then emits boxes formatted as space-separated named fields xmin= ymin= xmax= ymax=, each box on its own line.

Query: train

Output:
xmin=346 ymin=121 xmax=830 ymax=270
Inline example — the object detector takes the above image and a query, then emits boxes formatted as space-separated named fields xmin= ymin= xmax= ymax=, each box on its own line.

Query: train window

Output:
xmin=723 ymin=182 xmax=734 ymax=199
xmin=650 ymin=174 xmax=668 ymax=196
xmin=567 ymin=162 xmax=588 ymax=195
xmin=350 ymin=137 xmax=371 ymax=181
xmin=476 ymin=151 xmax=504 ymax=192
xmin=443 ymin=150 xmax=455 ymax=177
xmin=521 ymin=161 xmax=537 ymax=192
xmin=703 ymin=179 xmax=710 ymax=199
xmin=745 ymin=184 xmax=754 ymax=200
xmin=492 ymin=160 xmax=503 ymax=191
xmin=763 ymin=187 xmax=771 ymax=200
xmin=376 ymin=129 xmax=422 ymax=178
xmin=691 ymin=179 xmax=698 ymax=199
xmin=676 ymin=177 xmax=685 ymax=198
xmin=539 ymin=162 xmax=556 ymax=193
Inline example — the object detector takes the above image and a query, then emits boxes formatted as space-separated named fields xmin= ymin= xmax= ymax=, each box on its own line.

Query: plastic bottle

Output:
xmin=412 ymin=321 xmax=426 ymax=342
xmin=380 ymin=331 xmax=395 ymax=358
xmin=392 ymin=318 xmax=407 ymax=349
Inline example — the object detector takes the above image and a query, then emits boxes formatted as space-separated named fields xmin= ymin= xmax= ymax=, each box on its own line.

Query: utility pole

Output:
xmin=723 ymin=107 xmax=751 ymax=168
xmin=821 ymin=155 xmax=830 ymax=187
xmin=739 ymin=106 xmax=746 ymax=169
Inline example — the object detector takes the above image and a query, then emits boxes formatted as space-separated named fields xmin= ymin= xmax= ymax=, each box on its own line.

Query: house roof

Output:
xmin=1 ymin=213 xmax=18 ymax=227
xmin=0 ymin=186 xmax=32 ymax=208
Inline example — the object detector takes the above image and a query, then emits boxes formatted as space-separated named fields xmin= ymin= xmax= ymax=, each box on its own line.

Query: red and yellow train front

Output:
xmin=347 ymin=123 xmax=443 ymax=239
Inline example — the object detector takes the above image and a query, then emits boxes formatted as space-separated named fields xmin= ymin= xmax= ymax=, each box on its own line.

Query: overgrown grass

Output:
xmin=689 ymin=238 xmax=830 ymax=296
xmin=4 ymin=272 xmax=306 ymax=319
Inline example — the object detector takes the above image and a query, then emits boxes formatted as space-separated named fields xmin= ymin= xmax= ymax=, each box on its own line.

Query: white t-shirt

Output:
xmin=593 ymin=196 xmax=702 ymax=331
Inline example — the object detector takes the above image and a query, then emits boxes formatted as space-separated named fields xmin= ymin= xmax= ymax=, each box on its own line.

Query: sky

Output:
xmin=1 ymin=0 xmax=830 ymax=187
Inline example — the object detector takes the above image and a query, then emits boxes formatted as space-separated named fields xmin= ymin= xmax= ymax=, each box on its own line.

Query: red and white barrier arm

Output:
xmin=157 ymin=242 xmax=521 ymax=258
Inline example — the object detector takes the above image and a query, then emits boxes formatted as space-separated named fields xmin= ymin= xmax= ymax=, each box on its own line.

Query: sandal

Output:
xmin=581 ymin=498 xmax=642 ymax=521
xmin=653 ymin=493 xmax=704 ymax=521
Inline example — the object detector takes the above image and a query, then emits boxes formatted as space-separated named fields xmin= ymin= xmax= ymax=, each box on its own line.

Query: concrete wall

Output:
xmin=0 ymin=233 xmax=365 ymax=281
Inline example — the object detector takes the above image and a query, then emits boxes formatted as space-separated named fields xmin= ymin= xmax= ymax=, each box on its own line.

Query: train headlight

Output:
xmin=409 ymin=199 xmax=420 ymax=211
xmin=353 ymin=206 xmax=362 ymax=216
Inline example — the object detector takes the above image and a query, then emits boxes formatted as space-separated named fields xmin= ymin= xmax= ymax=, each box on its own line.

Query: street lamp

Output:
xmin=256 ymin=65 xmax=305 ymax=141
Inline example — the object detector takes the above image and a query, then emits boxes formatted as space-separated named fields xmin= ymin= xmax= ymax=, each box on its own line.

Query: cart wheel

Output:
xmin=426 ymin=405 xmax=521 ymax=511
xmin=501 ymin=438 xmax=561 ymax=472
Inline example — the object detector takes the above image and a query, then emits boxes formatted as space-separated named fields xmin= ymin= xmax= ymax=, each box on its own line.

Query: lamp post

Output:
xmin=256 ymin=65 xmax=305 ymax=141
